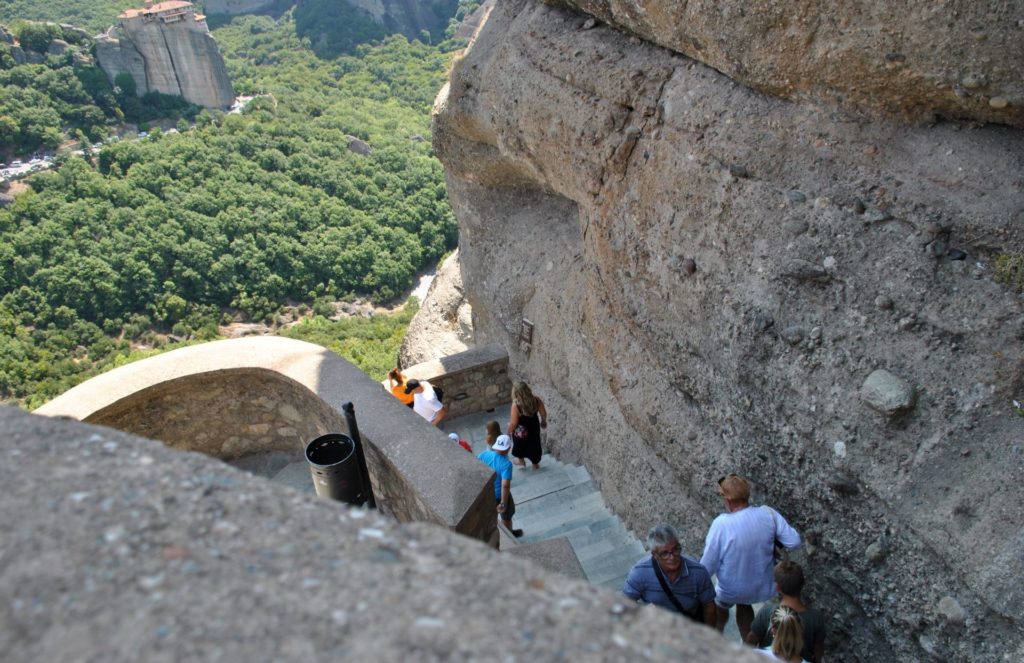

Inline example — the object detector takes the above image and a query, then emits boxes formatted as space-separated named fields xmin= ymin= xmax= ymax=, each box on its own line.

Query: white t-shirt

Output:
xmin=412 ymin=382 xmax=443 ymax=422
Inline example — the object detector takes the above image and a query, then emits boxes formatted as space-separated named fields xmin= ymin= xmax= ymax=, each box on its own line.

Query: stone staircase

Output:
xmin=227 ymin=405 xmax=646 ymax=591
xmin=231 ymin=407 xmax=749 ymax=643
xmin=447 ymin=406 xmax=645 ymax=591
xmin=506 ymin=456 xmax=644 ymax=590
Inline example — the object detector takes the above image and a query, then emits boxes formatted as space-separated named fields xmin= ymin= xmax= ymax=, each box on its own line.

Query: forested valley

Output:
xmin=0 ymin=3 xmax=473 ymax=407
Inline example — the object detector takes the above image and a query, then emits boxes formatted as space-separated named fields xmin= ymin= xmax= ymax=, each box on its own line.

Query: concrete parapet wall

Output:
xmin=0 ymin=405 xmax=756 ymax=662
xmin=402 ymin=343 xmax=511 ymax=419
xmin=37 ymin=337 xmax=495 ymax=541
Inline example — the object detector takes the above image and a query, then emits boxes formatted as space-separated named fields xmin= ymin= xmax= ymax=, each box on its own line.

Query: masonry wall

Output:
xmin=37 ymin=337 xmax=497 ymax=542
xmin=403 ymin=343 xmax=511 ymax=419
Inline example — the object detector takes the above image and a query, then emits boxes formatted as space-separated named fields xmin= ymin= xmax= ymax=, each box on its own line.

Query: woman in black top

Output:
xmin=507 ymin=381 xmax=547 ymax=469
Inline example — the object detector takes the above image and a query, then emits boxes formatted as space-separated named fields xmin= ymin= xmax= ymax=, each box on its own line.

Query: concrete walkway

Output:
xmin=446 ymin=405 xmax=644 ymax=591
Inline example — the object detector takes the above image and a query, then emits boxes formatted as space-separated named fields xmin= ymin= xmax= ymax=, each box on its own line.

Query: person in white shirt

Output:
xmin=700 ymin=474 xmax=801 ymax=641
xmin=404 ymin=379 xmax=447 ymax=426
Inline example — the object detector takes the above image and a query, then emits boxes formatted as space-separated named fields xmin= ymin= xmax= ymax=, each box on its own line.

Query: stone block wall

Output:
xmin=87 ymin=370 xmax=339 ymax=460
xmin=37 ymin=337 xmax=497 ymax=544
xmin=402 ymin=343 xmax=511 ymax=418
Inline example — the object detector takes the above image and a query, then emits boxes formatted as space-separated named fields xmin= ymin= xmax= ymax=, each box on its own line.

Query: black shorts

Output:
xmin=496 ymin=494 xmax=516 ymax=520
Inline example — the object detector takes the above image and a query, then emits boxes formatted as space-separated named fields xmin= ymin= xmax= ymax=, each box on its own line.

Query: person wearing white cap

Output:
xmin=477 ymin=434 xmax=523 ymax=537
xmin=448 ymin=432 xmax=472 ymax=453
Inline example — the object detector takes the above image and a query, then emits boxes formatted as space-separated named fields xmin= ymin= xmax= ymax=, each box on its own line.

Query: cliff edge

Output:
xmin=96 ymin=2 xmax=234 ymax=109
xmin=431 ymin=0 xmax=1024 ymax=660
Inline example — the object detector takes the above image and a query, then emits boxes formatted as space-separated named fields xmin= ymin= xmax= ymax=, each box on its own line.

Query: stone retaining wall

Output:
xmin=37 ymin=337 xmax=496 ymax=543
xmin=402 ymin=343 xmax=511 ymax=419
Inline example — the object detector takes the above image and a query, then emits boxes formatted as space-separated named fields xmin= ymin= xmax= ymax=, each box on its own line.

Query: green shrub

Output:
xmin=993 ymin=253 xmax=1024 ymax=293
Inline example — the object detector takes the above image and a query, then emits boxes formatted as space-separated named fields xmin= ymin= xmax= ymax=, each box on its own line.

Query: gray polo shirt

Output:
xmin=623 ymin=554 xmax=716 ymax=616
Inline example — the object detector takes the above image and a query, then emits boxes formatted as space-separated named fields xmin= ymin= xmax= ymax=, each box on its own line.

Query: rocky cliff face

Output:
xmin=96 ymin=10 xmax=233 ymax=109
xmin=380 ymin=0 xmax=459 ymax=39
xmin=550 ymin=1 xmax=1024 ymax=128
xmin=431 ymin=0 xmax=1024 ymax=660
xmin=306 ymin=0 xmax=459 ymax=40
xmin=399 ymin=251 xmax=473 ymax=366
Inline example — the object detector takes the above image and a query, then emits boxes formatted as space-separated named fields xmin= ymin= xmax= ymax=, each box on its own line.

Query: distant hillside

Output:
xmin=1 ymin=15 xmax=458 ymax=407
xmin=0 ymin=2 xmax=138 ymax=33
xmin=0 ymin=22 xmax=197 ymax=157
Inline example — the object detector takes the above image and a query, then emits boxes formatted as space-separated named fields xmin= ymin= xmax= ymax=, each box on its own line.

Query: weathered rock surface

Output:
xmin=431 ymin=0 xmax=1024 ymax=660
xmin=454 ymin=0 xmax=496 ymax=41
xmin=861 ymin=369 xmax=916 ymax=416
xmin=399 ymin=250 xmax=472 ymax=366
xmin=0 ymin=405 xmax=754 ymax=662
xmin=345 ymin=0 xmax=460 ymax=40
xmin=345 ymin=135 xmax=372 ymax=156
xmin=96 ymin=5 xmax=234 ymax=109
xmin=550 ymin=0 xmax=1024 ymax=127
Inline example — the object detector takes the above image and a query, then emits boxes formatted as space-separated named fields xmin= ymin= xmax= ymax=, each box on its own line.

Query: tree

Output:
xmin=113 ymin=72 xmax=137 ymax=97
xmin=15 ymin=22 xmax=61 ymax=53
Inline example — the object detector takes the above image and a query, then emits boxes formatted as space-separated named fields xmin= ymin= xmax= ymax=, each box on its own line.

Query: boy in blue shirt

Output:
xmin=477 ymin=434 xmax=523 ymax=537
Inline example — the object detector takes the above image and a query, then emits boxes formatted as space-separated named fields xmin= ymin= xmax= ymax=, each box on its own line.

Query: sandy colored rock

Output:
xmin=550 ymin=0 xmax=1024 ymax=127
xmin=96 ymin=3 xmax=234 ymax=109
xmin=400 ymin=250 xmax=473 ymax=366
xmin=432 ymin=0 xmax=1024 ymax=659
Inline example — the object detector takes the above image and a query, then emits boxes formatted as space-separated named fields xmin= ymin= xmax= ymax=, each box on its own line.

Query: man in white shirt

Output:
xmin=404 ymin=379 xmax=447 ymax=426
xmin=700 ymin=474 xmax=801 ymax=641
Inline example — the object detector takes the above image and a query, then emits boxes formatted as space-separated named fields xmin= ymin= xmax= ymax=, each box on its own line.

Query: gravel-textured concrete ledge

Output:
xmin=0 ymin=405 xmax=759 ymax=661
xmin=36 ymin=337 xmax=495 ymax=540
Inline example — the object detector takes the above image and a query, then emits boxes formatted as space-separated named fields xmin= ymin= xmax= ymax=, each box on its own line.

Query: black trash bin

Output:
xmin=305 ymin=433 xmax=367 ymax=505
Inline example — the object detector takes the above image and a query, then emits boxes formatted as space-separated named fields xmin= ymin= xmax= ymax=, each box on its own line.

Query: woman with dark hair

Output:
xmin=507 ymin=381 xmax=547 ymax=469
xmin=387 ymin=368 xmax=414 ymax=408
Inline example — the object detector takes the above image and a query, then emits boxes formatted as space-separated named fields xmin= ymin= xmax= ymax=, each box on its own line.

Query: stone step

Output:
xmin=570 ymin=523 xmax=638 ymax=563
xmin=446 ymin=406 xmax=646 ymax=601
xmin=583 ymin=542 xmax=646 ymax=586
xmin=516 ymin=495 xmax=609 ymax=539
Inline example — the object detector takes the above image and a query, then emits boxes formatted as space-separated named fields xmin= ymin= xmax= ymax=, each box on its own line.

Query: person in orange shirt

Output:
xmin=387 ymin=368 xmax=414 ymax=407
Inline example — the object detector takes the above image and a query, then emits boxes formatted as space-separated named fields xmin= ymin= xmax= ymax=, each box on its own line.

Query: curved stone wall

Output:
xmin=82 ymin=370 xmax=341 ymax=460
xmin=37 ymin=337 xmax=496 ymax=541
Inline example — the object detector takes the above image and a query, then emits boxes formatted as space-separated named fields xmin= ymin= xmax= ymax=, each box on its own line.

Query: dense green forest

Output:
xmin=282 ymin=299 xmax=418 ymax=381
xmin=0 ymin=21 xmax=198 ymax=155
xmin=0 ymin=8 xmax=461 ymax=408
xmin=0 ymin=2 xmax=136 ymax=33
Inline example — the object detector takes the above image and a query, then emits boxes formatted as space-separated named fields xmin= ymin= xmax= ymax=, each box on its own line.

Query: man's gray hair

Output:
xmin=647 ymin=523 xmax=678 ymax=550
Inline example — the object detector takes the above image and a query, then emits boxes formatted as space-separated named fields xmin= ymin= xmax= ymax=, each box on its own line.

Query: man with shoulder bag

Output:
xmin=623 ymin=523 xmax=717 ymax=626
